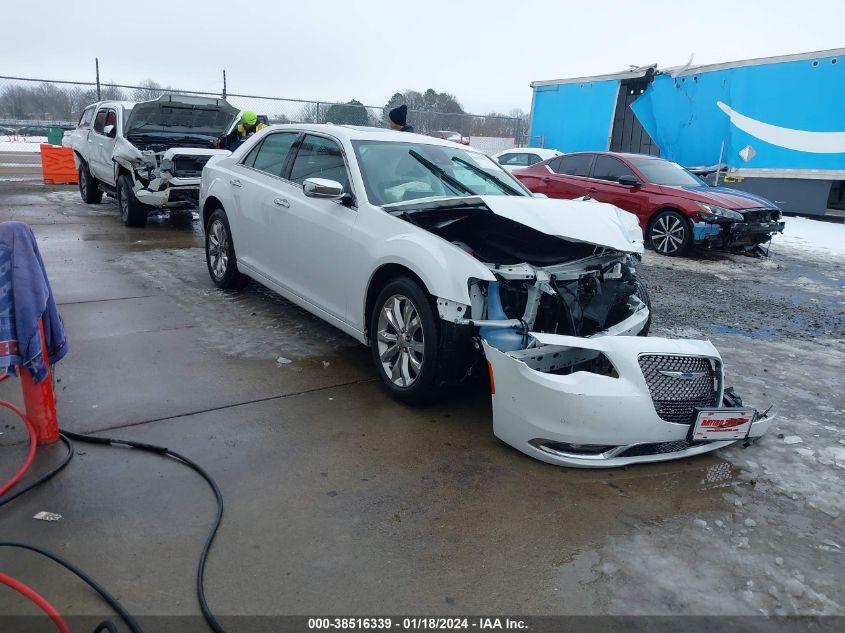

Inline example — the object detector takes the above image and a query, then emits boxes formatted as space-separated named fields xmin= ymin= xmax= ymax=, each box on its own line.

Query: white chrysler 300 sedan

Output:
xmin=199 ymin=124 xmax=773 ymax=468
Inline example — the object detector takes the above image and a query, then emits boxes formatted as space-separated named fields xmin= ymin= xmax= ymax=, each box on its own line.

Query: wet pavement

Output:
xmin=0 ymin=181 xmax=843 ymax=620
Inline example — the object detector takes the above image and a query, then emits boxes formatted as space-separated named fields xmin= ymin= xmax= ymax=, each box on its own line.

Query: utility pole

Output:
xmin=95 ymin=58 xmax=101 ymax=100
xmin=222 ymin=69 xmax=227 ymax=99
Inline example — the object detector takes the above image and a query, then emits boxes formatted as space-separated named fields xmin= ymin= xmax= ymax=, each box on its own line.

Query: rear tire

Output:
xmin=648 ymin=210 xmax=691 ymax=256
xmin=370 ymin=277 xmax=444 ymax=405
xmin=78 ymin=162 xmax=102 ymax=204
xmin=117 ymin=174 xmax=149 ymax=227
xmin=205 ymin=208 xmax=248 ymax=290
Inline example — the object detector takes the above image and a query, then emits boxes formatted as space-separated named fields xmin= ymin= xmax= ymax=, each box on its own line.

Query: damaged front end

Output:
xmin=693 ymin=205 xmax=786 ymax=255
xmin=115 ymin=94 xmax=238 ymax=209
xmin=114 ymin=140 xmax=229 ymax=209
xmin=392 ymin=195 xmax=774 ymax=468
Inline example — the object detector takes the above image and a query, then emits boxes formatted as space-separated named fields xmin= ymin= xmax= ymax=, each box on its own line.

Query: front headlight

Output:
xmin=159 ymin=158 xmax=173 ymax=174
xmin=695 ymin=202 xmax=744 ymax=222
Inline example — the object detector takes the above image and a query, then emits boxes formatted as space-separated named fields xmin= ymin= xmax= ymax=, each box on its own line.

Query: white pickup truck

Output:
xmin=64 ymin=94 xmax=238 ymax=227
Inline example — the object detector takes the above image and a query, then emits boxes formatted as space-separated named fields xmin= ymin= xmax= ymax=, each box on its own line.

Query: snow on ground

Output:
xmin=771 ymin=216 xmax=845 ymax=260
xmin=0 ymin=137 xmax=48 ymax=152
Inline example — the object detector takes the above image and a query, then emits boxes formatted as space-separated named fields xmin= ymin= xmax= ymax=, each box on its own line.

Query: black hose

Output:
xmin=0 ymin=433 xmax=74 ymax=509
xmin=61 ymin=430 xmax=226 ymax=633
xmin=0 ymin=541 xmax=145 ymax=633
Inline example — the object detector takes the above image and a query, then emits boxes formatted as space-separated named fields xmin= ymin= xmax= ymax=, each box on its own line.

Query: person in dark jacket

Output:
xmin=387 ymin=105 xmax=414 ymax=132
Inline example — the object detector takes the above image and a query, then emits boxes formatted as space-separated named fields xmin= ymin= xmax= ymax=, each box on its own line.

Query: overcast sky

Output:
xmin=2 ymin=0 xmax=843 ymax=114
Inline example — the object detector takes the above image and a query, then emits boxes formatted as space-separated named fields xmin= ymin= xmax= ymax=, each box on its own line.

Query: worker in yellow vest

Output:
xmin=214 ymin=111 xmax=267 ymax=150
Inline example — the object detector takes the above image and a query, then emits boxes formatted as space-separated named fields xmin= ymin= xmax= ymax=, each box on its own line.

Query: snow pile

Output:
xmin=0 ymin=137 xmax=48 ymax=152
xmin=772 ymin=216 xmax=845 ymax=260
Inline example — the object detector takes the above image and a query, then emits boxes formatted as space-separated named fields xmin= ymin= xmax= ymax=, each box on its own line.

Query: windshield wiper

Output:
xmin=450 ymin=156 xmax=521 ymax=196
xmin=407 ymin=150 xmax=475 ymax=196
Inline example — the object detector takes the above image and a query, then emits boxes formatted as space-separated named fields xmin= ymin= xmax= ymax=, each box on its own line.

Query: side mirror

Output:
xmin=618 ymin=175 xmax=642 ymax=187
xmin=303 ymin=178 xmax=344 ymax=199
xmin=103 ymin=124 xmax=116 ymax=138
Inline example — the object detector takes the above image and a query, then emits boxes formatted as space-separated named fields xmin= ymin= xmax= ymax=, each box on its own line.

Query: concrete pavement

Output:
xmin=1 ymin=181 xmax=842 ymax=625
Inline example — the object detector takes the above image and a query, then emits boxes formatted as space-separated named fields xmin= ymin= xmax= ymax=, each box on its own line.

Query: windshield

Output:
xmin=630 ymin=158 xmax=707 ymax=187
xmin=352 ymin=140 xmax=531 ymax=205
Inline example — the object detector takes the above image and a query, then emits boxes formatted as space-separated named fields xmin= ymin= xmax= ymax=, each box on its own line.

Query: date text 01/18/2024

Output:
xmin=307 ymin=618 xmax=528 ymax=630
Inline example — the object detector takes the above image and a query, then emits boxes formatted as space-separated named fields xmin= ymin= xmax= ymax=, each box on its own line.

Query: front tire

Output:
xmin=78 ymin=162 xmax=103 ymax=204
xmin=205 ymin=208 xmax=248 ymax=290
xmin=117 ymin=174 xmax=149 ymax=227
xmin=370 ymin=277 xmax=443 ymax=404
xmin=648 ymin=210 xmax=691 ymax=256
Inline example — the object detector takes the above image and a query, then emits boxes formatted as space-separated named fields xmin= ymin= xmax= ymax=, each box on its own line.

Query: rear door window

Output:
xmin=554 ymin=154 xmax=593 ymax=177
xmin=498 ymin=153 xmax=530 ymax=166
xmin=525 ymin=153 xmax=542 ymax=165
xmin=288 ymin=135 xmax=349 ymax=192
xmin=591 ymin=155 xmax=636 ymax=182
xmin=249 ymin=132 xmax=298 ymax=176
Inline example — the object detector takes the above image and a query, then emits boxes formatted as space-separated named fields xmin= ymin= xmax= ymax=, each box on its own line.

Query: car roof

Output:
xmin=263 ymin=123 xmax=471 ymax=149
xmin=87 ymin=101 xmax=136 ymax=110
xmin=564 ymin=150 xmax=662 ymax=161
xmin=498 ymin=147 xmax=559 ymax=154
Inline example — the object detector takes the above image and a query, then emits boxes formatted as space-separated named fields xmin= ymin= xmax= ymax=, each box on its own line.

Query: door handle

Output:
xmin=230 ymin=179 xmax=242 ymax=188
xmin=273 ymin=197 xmax=290 ymax=208
xmin=542 ymin=177 xmax=551 ymax=182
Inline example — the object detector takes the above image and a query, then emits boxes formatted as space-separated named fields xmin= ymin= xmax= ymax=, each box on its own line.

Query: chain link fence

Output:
xmin=0 ymin=74 xmax=527 ymax=175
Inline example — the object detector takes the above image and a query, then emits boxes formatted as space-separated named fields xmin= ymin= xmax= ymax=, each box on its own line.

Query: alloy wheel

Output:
xmin=207 ymin=219 xmax=229 ymax=281
xmin=651 ymin=215 xmax=686 ymax=254
xmin=376 ymin=294 xmax=425 ymax=387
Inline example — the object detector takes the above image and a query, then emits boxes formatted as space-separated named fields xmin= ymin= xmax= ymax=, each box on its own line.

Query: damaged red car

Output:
xmin=514 ymin=152 xmax=785 ymax=256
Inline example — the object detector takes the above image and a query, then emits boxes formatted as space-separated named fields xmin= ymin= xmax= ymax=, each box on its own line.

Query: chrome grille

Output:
xmin=638 ymin=355 xmax=721 ymax=425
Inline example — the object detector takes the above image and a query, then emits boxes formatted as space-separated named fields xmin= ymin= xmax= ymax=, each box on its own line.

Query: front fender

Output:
xmin=201 ymin=174 xmax=237 ymax=233
xmin=370 ymin=232 xmax=496 ymax=306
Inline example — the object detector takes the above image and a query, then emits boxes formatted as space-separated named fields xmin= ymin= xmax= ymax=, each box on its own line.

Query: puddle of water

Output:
xmin=710 ymin=324 xmax=775 ymax=340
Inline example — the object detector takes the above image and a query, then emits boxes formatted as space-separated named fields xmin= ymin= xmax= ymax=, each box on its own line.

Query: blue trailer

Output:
xmin=528 ymin=48 xmax=845 ymax=216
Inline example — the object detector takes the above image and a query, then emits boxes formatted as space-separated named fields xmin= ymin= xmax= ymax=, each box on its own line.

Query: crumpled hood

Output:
xmin=385 ymin=195 xmax=644 ymax=253
xmin=124 ymin=94 xmax=239 ymax=139
xmin=479 ymin=195 xmax=644 ymax=253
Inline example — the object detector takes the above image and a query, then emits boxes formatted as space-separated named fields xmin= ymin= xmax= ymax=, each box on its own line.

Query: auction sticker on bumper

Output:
xmin=691 ymin=408 xmax=755 ymax=440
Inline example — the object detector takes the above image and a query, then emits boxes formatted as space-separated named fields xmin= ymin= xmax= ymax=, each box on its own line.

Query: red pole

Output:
xmin=19 ymin=318 xmax=59 ymax=445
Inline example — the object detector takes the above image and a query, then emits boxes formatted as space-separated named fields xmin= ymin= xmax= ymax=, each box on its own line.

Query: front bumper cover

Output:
xmin=694 ymin=220 xmax=786 ymax=249
xmin=483 ymin=317 xmax=774 ymax=468
xmin=134 ymin=182 xmax=200 ymax=209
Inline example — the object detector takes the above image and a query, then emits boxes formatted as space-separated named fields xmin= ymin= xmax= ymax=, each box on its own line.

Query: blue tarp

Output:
xmin=631 ymin=53 xmax=845 ymax=170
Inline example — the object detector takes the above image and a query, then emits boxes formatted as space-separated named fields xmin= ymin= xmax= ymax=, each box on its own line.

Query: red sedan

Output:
xmin=514 ymin=152 xmax=784 ymax=256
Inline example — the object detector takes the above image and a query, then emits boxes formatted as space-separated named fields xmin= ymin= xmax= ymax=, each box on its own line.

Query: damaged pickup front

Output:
xmin=65 ymin=94 xmax=239 ymax=227
xmin=392 ymin=194 xmax=774 ymax=468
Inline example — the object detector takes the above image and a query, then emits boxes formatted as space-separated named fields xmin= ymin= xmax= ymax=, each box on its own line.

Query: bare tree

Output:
xmin=130 ymin=79 xmax=169 ymax=101
xmin=296 ymin=101 xmax=322 ymax=123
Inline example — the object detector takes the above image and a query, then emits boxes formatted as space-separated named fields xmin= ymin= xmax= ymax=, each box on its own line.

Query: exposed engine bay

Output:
xmin=115 ymin=95 xmax=238 ymax=209
xmin=392 ymin=200 xmax=648 ymax=342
